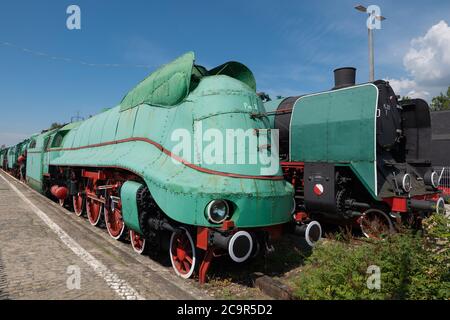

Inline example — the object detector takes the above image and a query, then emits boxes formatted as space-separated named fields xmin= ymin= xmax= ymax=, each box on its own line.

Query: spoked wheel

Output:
xmin=359 ymin=209 xmax=395 ymax=239
xmin=73 ymin=193 xmax=84 ymax=217
xmin=169 ymin=227 xmax=196 ymax=279
xmin=86 ymin=198 xmax=103 ymax=226
xmin=104 ymin=200 xmax=126 ymax=240
xmin=130 ymin=230 xmax=146 ymax=254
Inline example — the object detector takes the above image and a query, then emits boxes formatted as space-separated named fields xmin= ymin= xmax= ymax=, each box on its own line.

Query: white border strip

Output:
xmin=0 ymin=172 xmax=144 ymax=300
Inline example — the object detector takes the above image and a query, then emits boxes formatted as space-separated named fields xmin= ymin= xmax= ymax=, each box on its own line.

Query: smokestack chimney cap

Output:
xmin=333 ymin=67 xmax=356 ymax=90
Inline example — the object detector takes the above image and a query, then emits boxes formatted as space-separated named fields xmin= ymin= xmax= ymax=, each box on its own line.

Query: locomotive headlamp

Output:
xmin=206 ymin=200 xmax=230 ymax=224
xmin=401 ymin=173 xmax=412 ymax=193
xmin=424 ymin=171 xmax=440 ymax=188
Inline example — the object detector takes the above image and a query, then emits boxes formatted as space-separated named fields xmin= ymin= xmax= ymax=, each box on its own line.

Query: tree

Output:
xmin=257 ymin=92 xmax=271 ymax=102
xmin=431 ymin=86 xmax=450 ymax=111
xmin=49 ymin=122 xmax=63 ymax=130
xmin=401 ymin=96 xmax=412 ymax=103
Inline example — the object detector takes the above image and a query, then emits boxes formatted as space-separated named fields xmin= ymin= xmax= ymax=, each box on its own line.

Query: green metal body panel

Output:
xmin=51 ymin=52 xmax=294 ymax=228
xmin=7 ymin=145 xmax=18 ymax=169
xmin=42 ymin=133 xmax=58 ymax=176
xmin=208 ymin=61 xmax=257 ymax=91
xmin=120 ymin=181 xmax=144 ymax=234
xmin=26 ymin=130 xmax=57 ymax=191
xmin=263 ymin=98 xmax=285 ymax=129
xmin=120 ymin=52 xmax=195 ymax=111
xmin=290 ymin=84 xmax=379 ymax=198
xmin=46 ymin=122 xmax=83 ymax=172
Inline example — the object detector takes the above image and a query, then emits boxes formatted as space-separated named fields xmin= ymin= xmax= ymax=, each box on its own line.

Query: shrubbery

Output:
xmin=289 ymin=215 xmax=449 ymax=300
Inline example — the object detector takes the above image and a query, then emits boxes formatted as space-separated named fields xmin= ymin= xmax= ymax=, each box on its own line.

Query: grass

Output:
xmin=286 ymin=215 xmax=450 ymax=300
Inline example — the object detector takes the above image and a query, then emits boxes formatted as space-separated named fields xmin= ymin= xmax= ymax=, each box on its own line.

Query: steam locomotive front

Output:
xmin=370 ymin=78 xmax=445 ymax=217
xmin=263 ymin=67 xmax=444 ymax=237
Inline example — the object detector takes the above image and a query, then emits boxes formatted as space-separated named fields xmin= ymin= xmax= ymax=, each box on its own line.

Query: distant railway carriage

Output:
xmin=0 ymin=148 xmax=6 ymax=170
xmin=263 ymin=68 xmax=445 ymax=237
xmin=0 ymin=52 xmax=298 ymax=283
xmin=25 ymin=129 xmax=61 ymax=190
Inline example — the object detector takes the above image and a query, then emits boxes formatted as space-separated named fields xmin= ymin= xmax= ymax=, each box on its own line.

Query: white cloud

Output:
xmin=387 ymin=20 xmax=450 ymax=100
xmin=385 ymin=78 xmax=430 ymax=99
xmin=404 ymin=20 xmax=450 ymax=86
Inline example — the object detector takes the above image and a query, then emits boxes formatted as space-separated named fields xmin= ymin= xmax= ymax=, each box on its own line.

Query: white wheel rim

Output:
xmin=360 ymin=210 xmax=393 ymax=238
xmin=291 ymin=198 xmax=297 ymax=214
xmin=436 ymin=197 xmax=446 ymax=215
xmin=87 ymin=199 xmax=103 ymax=226
xmin=169 ymin=227 xmax=196 ymax=279
xmin=73 ymin=194 xmax=84 ymax=216
xmin=105 ymin=207 xmax=125 ymax=240
xmin=130 ymin=230 xmax=146 ymax=254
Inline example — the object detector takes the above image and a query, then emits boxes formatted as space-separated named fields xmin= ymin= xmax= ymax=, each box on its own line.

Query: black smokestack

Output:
xmin=333 ymin=67 xmax=356 ymax=90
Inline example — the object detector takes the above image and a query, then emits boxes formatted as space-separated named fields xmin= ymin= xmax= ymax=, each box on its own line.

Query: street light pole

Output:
xmin=368 ymin=27 xmax=374 ymax=82
xmin=355 ymin=5 xmax=386 ymax=82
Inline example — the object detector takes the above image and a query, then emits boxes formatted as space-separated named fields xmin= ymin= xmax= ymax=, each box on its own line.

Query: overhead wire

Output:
xmin=0 ymin=41 xmax=154 ymax=69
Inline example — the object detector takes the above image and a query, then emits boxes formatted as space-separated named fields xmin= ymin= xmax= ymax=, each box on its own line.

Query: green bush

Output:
xmin=289 ymin=215 xmax=450 ymax=300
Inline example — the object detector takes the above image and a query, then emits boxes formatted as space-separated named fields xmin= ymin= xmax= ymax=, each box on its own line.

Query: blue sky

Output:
xmin=1 ymin=0 xmax=449 ymax=146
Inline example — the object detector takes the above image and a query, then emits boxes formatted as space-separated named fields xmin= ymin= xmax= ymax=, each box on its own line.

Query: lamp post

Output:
xmin=355 ymin=5 xmax=386 ymax=82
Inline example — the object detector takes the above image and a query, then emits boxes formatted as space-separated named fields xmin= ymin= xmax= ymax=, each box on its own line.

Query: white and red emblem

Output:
xmin=313 ymin=184 xmax=324 ymax=196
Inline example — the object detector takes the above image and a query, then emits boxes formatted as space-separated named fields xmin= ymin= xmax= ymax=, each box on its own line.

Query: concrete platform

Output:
xmin=0 ymin=171 xmax=209 ymax=300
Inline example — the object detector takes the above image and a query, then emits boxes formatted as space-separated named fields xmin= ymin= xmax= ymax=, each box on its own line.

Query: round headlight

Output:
xmin=206 ymin=200 xmax=229 ymax=224
xmin=402 ymin=173 xmax=412 ymax=192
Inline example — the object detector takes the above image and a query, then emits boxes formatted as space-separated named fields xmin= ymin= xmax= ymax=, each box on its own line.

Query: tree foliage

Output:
xmin=431 ymin=86 xmax=450 ymax=111
xmin=49 ymin=122 xmax=64 ymax=130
